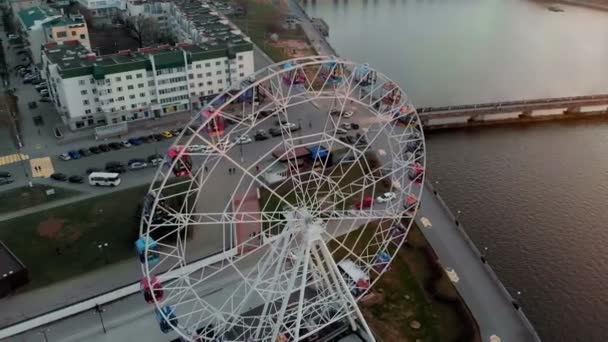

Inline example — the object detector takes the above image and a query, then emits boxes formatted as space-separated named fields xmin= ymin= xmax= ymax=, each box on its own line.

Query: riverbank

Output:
xmin=534 ymin=0 xmax=608 ymax=11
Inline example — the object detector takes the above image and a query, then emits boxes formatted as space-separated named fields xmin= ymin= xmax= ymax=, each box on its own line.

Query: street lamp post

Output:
xmin=94 ymin=304 xmax=107 ymax=334
xmin=455 ymin=210 xmax=462 ymax=225
xmin=97 ymin=242 xmax=109 ymax=264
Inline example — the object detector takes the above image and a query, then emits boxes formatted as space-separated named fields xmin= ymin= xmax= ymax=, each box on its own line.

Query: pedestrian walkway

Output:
xmin=0 ymin=153 xmax=29 ymax=166
xmin=29 ymin=157 xmax=53 ymax=178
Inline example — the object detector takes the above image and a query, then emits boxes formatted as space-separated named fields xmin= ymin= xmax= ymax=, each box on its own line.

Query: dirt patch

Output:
xmin=269 ymin=39 xmax=314 ymax=58
xmin=38 ymin=217 xmax=66 ymax=239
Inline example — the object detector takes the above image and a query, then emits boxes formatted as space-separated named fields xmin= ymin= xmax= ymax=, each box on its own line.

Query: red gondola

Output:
xmin=382 ymin=82 xmax=401 ymax=105
xmin=167 ymin=146 xmax=192 ymax=177
xmin=141 ymin=276 xmax=164 ymax=303
xmin=282 ymin=62 xmax=305 ymax=85
xmin=404 ymin=195 xmax=419 ymax=213
xmin=200 ymin=108 xmax=225 ymax=138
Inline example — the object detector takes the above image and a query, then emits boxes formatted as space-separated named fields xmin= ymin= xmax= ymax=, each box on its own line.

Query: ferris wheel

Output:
xmin=137 ymin=56 xmax=426 ymax=341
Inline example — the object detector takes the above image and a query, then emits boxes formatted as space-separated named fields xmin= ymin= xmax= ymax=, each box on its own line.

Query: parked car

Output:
xmin=108 ymin=142 xmax=122 ymax=150
xmin=89 ymin=146 xmax=101 ymax=154
xmin=39 ymin=90 xmax=49 ymax=96
xmin=128 ymin=159 xmax=148 ymax=170
xmin=86 ymin=167 xmax=102 ymax=174
xmin=147 ymin=134 xmax=159 ymax=142
xmin=98 ymin=144 xmax=111 ymax=152
xmin=336 ymin=128 xmax=348 ymax=135
xmin=68 ymin=175 xmax=84 ymax=183
xmin=254 ymin=129 xmax=268 ymax=141
xmin=58 ymin=153 xmax=71 ymax=161
xmin=171 ymin=128 xmax=182 ymax=136
xmin=376 ymin=192 xmax=396 ymax=203
xmin=138 ymin=136 xmax=150 ymax=143
xmin=152 ymin=133 xmax=163 ymax=141
xmin=39 ymin=97 xmax=52 ymax=103
xmin=31 ymin=78 xmax=43 ymax=85
xmin=122 ymin=141 xmax=132 ymax=148
xmin=8 ymin=34 xmax=18 ymax=40
xmin=274 ymin=118 xmax=289 ymax=126
xmin=350 ymin=122 xmax=360 ymax=130
xmin=35 ymin=83 xmax=47 ymax=90
xmin=0 ymin=171 xmax=12 ymax=178
xmin=78 ymin=148 xmax=91 ymax=157
xmin=343 ymin=110 xmax=354 ymax=118
xmin=234 ymin=135 xmax=252 ymax=145
xmin=182 ymin=128 xmax=193 ymax=136
xmin=186 ymin=145 xmax=211 ymax=153
xmin=50 ymin=173 xmax=68 ymax=181
xmin=105 ymin=161 xmax=126 ymax=173
xmin=147 ymin=154 xmax=164 ymax=165
xmin=128 ymin=137 xmax=143 ymax=146
xmin=16 ymin=50 xmax=28 ymax=55
xmin=160 ymin=131 xmax=173 ymax=139
xmin=0 ymin=178 xmax=14 ymax=186
xmin=68 ymin=150 xmax=81 ymax=159
xmin=354 ymin=196 xmax=373 ymax=209
xmin=269 ymin=127 xmax=282 ymax=137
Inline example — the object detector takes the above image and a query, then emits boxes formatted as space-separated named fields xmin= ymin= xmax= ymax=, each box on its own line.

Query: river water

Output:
xmin=302 ymin=0 xmax=608 ymax=340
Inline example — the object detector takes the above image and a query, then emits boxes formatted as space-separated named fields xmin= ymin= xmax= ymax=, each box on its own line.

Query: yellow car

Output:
xmin=160 ymin=131 xmax=173 ymax=139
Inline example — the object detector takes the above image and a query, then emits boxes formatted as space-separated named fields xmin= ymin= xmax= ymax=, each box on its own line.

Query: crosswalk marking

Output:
xmin=30 ymin=157 xmax=54 ymax=178
xmin=0 ymin=153 xmax=29 ymax=166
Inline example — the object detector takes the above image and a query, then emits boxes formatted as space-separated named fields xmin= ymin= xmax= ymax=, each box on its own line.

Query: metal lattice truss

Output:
xmin=139 ymin=56 xmax=426 ymax=341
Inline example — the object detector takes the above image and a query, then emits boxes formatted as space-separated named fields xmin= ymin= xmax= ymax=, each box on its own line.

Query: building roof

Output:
xmin=0 ymin=241 xmax=26 ymax=278
xmin=43 ymin=16 xmax=86 ymax=29
xmin=17 ymin=6 xmax=60 ymax=30
xmin=44 ymin=39 xmax=253 ymax=79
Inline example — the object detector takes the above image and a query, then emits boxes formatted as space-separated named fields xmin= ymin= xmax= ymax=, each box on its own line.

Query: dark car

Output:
xmin=254 ymin=130 xmax=269 ymax=141
xmin=0 ymin=171 xmax=12 ymax=178
xmin=50 ymin=173 xmax=68 ymax=181
xmin=182 ymin=128 xmax=193 ymax=136
xmin=128 ymin=138 xmax=143 ymax=146
xmin=105 ymin=162 xmax=126 ymax=173
xmin=108 ymin=142 xmax=122 ymax=150
xmin=258 ymin=110 xmax=271 ymax=117
xmin=78 ymin=148 xmax=92 ymax=157
xmin=128 ymin=158 xmax=146 ymax=165
xmin=269 ymin=127 xmax=282 ymax=137
xmin=147 ymin=154 xmax=163 ymax=162
xmin=147 ymin=134 xmax=159 ymax=142
xmin=274 ymin=118 xmax=289 ymax=126
xmin=171 ymin=128 xmax=183 ymax=136
xmin=86 ymin=167 xmax=102 ymax=174
xmin=68 ymin=150 xmax=81 ymax=160
xmin=152 ymin=133 xmax=164 ymax=141
xmin=139 ymin=136 xmax=151 ymax=143
xmin=0 ymin=178 xmax=14 ymax=186
xmin=350 ymin=123 xmax=360 ymax=130
xmin=346 ymin=135 xmax=357 ymax=144
xmin=89 ymin=146 xmax=101 ymax=154
xmin=68 ymin=175 xmax=84 ymax=183
xmin=98 ymin=144 xmax=111 ymax=152
xmin=39 ymin=97 xmax=52 ymax=103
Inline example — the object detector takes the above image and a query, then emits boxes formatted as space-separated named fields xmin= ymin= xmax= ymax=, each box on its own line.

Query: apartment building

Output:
xmin=76 ymin=0 xmax=124 ymax=17
xmin=41 ymin=37 xmax=254 ymax=130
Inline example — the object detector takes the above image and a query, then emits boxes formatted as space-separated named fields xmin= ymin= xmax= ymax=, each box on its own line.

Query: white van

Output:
xmin=88 ymin=172 xmax=121 ymax=187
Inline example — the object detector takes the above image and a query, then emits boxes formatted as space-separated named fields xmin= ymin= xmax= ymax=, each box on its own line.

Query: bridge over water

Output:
xmin=417 ymin=94 xmax=608 ymax=130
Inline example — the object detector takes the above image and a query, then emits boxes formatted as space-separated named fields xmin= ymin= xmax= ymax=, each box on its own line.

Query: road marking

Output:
xmin=445 ymin=267 xmax=460 ymax=283
xmin=420 ymin=217 xmax=432 ymax=228
xmin=30 ymin=157 xmax=54 ymax=178
xmin=0 ymin=153 xmax=29 ymax=166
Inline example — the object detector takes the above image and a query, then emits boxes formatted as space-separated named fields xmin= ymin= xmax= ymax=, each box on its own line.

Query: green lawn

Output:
xmin=0 ymin=185 xmax=149 ymax=290
xmin=0 ymin=184 xmax=81 ymax=215
xmin=362 ymin=225 xmax=480 ymax=342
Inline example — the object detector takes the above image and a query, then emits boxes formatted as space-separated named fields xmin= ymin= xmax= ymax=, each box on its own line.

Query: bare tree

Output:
xmin=126 ymin=15 xmax=159 ymax=48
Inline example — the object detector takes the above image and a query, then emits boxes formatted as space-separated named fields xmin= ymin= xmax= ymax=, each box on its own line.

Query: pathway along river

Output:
xmin=302 ymin=0 xmax=608 ymax=340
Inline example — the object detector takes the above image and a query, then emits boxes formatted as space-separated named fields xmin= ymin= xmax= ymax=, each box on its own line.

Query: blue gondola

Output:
xmin=405 ymin=140 xmax=420 ymax=153
xmin=390 ymin=224 xmax=406 ymax=240
xmin=321 ymin=57 xmax=343 ymax=85
xmin=135 ymin=236 xmax=159 ymax=265
xmin=354 ymin=63 xmax=376 ymax=87
xmin=374 ymin=251 xmax=391 ymax=271
xmin=155 ymin=306 xmax=178 ymax=333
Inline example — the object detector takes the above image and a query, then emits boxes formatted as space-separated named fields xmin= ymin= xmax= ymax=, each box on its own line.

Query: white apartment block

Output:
xmin=41 ymin=38 xmax=254 ymax=130
xmin=77 ymin=0 xmax=124 ymax=17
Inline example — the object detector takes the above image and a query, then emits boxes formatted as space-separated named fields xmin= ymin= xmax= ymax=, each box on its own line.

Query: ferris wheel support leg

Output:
xmin=317 ymin=241 xmax=376 ymax=342
xmin=293 ymin=243 xmax=311 ymax=341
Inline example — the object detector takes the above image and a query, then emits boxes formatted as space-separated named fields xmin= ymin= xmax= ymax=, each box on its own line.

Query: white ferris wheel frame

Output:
xmin=139 ymin=55 xmax=426 ymax=342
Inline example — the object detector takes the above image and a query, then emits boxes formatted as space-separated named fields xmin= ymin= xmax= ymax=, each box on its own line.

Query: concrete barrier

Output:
xmin=0 ymin=249 xmax=237 ymax=339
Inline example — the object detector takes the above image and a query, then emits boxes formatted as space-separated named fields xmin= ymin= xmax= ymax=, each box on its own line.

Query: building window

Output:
xmin=239 ymin=64 xmax=243 ymax=69
xmin=207 ymin=81 xmax=213 ymax=86
xmin=80 ymin=34 xmax=86 ymax=39
xmin=196 ymin=64 xmax=202 ymax=69
xmin=190 ymin=83 xmax=195 ymax=88
xmin=71 ymin=31 xmax=76 ymax=36
xmin=126 ymin=75 xmax=132 ymax=80
xmin=107 ymin=89 xmax=113 ymax=94
xmin=117 ymin=87 xmax=123 ymax=92
xmin=138 ymin=83 xmax=144 ymax=88
xmin=225 ymin=60 xmax=229 ymax=65
xmin=78 ymin=79 xmax=85 ymax=85
xmin=92 ymin=89 xmax=97 ymax=94
xmin=239 ymin=73 xmax=244 ymax=77
xmin=218 ymin=88 xmax=223 ymax=92
xmin=120 ymin=106 xmax=126 ymax=110
xmin=208 ymin=90 xmax=213 ymax=95
xmin=136 ymin=73 xmax=142 ymax=78
xmin=216 ymin=70 xmax=222 ymax=75
xmin=90 ymin=78 xmax=95 ymax=84
xmin=115 ymin=77 xmax=121 ymax=82
xmin=238 ymin=55 xmax=243 ymax=61
xmin=94 ymin=98 xmax=99 ymax=102
xmin=148 ymin=81 xmax=154 ymax=86
xmin=188 ymin=74 xmax=194 ymax=80
xmin=81 ymin=90 xmax=87 ymax=95
xmin=215 ymin=61 xmax=221 ymax=66
xmin=218 ymin=79 xmax=222 ymax=84
xmin=83 ymin=99 xmax=89 ymax=105
xmin=118 ymin=96 xmax=125 ymax=101
xmin=85 ymin=109 xmax=91 ymax=114
xmin=129 ymin=94 xmax=135 ymax=99
xmin=140 ymin=93 xmax=145 ymax=97
xmin=198 ymin=82 xmax=203 ymax=87
xmin=205 ymin=62 xmax=211 ymax=67
xmin=57 ymin=31 xmax=67 ymax=38
xmin=196 ymin=74 xmax=202 ymax=78
xmin=131 ymin=104 xmax=137 ymax=109
xmin=128 ymin=85 xmax=134 ymax=90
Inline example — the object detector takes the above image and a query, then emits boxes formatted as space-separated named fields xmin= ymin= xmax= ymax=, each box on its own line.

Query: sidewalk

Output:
xmin=416 ymin=184 xmax=540 ymax=341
